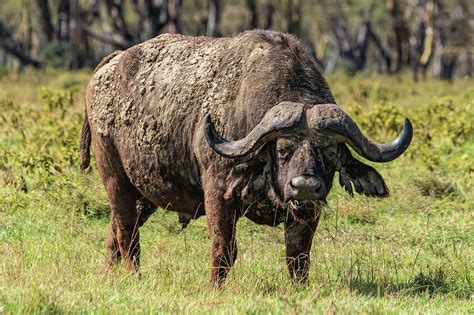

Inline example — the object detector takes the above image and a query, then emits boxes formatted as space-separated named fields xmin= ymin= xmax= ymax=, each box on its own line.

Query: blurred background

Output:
xmin=0 ymin=0 xmax=472 ymax=80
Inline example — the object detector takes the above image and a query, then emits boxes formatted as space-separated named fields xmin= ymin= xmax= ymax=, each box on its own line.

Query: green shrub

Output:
xmin=39 ymin=86 xmax=77 ymax=111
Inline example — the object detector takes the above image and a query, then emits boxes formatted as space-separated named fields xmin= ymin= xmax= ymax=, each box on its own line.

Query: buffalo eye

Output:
xmin=277 ymin=147 xmax=293 ymax=161
xmin=323 ymin=146 xmax=338 ymax=160
xmin=276 ymin=139 xmax=296 ymax=162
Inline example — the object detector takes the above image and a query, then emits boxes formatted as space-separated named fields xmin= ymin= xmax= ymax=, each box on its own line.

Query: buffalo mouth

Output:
xmin=285 ymin=199 xmax=325 ymax=223
xmin=286 ymin=199 xmax=327 ymax=209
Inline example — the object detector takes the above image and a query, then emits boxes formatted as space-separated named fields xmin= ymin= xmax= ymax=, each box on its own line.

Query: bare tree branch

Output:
xmin=0 ymin=21 xmax=42 ymax=67
xmin=82 ymin=25 xmax=129 ymax=49
xmin=104 ymin=0 xmax=134 ymax=44
xmin=133 ymin=0 xmax=167 ymax=40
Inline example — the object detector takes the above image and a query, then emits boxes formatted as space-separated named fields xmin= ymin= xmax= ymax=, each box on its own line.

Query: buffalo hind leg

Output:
xmin=105 ymin=198 xmax=154 ymax=268
xmin=105 ymin=212 xmax=121 ymax=267
xmin=105 ymin=180 xmax=142 ymax=272
xmin=204 ymin=187 xmax=240 ymax=288
xmin=112 ymin=191 xmax=142 ymax=271
xmin=284 ymin=217 xmax=320 ymax=283
xmin=93 ymin=139 xmax=144 ymax=272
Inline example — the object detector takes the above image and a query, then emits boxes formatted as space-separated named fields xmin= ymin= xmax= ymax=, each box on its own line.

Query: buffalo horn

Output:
xmin=204 ymin=102 xmax=305 ymax=158
xmin=306 ymin=104 xmax=413 ymax=162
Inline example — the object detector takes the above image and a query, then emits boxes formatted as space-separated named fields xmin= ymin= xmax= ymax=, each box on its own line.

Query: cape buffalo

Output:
xmin=80 ymin=30 xmax=413 ymax=287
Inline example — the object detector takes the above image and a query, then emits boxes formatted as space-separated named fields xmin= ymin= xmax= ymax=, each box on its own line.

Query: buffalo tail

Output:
xmin=80 ymin=111 xmax=91 ymax=171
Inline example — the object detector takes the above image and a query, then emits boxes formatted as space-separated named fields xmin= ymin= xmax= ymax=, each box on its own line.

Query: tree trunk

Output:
xmin=36 ymin=0 xmax=55 ymax=42
xmin=263 ymin=0 xmax=274 ymax=30
xmin=284 ymin=0 xmax=302 ymax=36
xmin=388 ymin=0 xmax=410 ymax=72
xmin=366 ymin=22 xmax=392 ymax=73
xmin=206 ymin=0 xmax=221 ymax=37
xmin=246 ymin=0 xmax=258 ymax=29
xmin=167 ymin=0 xmax=182 ymax=34
xmin=70 ymin=0 xmax=91 ymax=68
xmin=56 ymin=0 xmax=70 ymax=44
xmin=439 ymin=53 xmax=457 ymax=81
xmin=24 ymin=0 xmax=33 ymax=55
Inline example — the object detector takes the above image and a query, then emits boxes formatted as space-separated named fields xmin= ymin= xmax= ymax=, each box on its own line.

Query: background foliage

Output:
xmin=0 ymin=0 xmax=472 ymax=79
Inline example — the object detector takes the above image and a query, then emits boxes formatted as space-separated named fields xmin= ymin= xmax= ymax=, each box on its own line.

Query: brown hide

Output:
xmin=84 ymin=30 xmax=339 ymax=286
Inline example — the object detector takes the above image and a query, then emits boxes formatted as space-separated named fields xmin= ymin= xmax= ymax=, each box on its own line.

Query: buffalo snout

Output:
xmin=288 ymin=176 xmax=326 ymax=201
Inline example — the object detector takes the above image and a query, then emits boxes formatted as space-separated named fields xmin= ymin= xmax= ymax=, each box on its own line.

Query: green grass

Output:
xmin=0 ymin=70 xmax=473 ymax=313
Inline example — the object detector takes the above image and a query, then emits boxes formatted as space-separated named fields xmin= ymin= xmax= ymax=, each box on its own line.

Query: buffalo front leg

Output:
xmin=205 ymin=189 xmax=240 ymax=288
xmin=284 ymin=217 xmax=319 ymax=283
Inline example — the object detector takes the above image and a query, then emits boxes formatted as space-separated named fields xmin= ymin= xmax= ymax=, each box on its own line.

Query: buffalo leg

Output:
xmin=104 ymin=180 xmax=142 ymax=272
xmin=94 ymin=143 xmax=142 ymax=272
xmin=204 ymin=188 xmax=240 ymax=288
xmin=111 ymin=189 xmax=142 ymax=272
xmin=105 ymin=198 xmax=153 ymax=268
xmin=105 ymin=212 xmax=121 ymax=266
xmin=284 ymin=218 xmax=319 ymax=282
xmin=178 ymin=212 xmax=192 ymax=229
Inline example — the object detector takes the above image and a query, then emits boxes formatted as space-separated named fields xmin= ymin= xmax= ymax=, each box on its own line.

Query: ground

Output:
xmin=0 ymin=70 xmax=472 ymax=313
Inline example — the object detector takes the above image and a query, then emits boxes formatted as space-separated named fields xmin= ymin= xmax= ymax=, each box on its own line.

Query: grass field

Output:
xmin=0 ymin=70 xmax=473 ymax=313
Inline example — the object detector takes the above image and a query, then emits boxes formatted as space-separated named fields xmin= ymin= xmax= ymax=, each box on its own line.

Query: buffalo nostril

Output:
xmin=291 ymin=177 xmax=312 ymax=188
xmin=290 ymin=177 xmax=299 ymax=189
xmin=289 ymin=179 xmax=297 ymax=190
xmin=289 ymin=176 xmax=322 ymax=200
xmin=313 ymin=180 xmax=321 ymax=192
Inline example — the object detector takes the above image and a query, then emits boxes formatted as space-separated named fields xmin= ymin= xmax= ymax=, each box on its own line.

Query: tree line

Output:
xmin=0 ymin=0 xmax=471 ymax=80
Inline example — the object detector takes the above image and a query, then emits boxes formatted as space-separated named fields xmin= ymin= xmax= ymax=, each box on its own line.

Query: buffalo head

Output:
xmin=204 ymin=102 xmax=413 ymax=219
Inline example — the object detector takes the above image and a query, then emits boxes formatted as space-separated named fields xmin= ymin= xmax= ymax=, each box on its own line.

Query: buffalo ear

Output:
xmin=337 ymin=144 xmax=390 ymax=198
